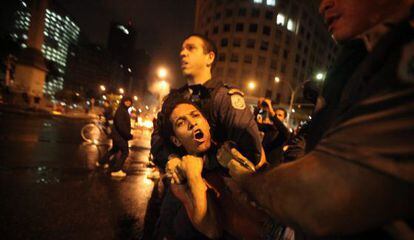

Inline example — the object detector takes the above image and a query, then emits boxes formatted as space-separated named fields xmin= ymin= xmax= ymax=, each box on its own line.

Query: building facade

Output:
xmin=107 ymin=21 xmax=136 ymax=66
xmin=107 ymin=21 xmax=150 ymax=96
xmin=194 ymin=0 xmax=337 ymax=103
xmin=64 ymin=41 xmax=117 ymax=95
xmin=11 ymin=0 xmax=80 ymax=96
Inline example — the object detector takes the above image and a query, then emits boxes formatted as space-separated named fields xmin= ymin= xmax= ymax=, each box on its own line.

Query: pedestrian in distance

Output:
xmin=99 ymin=96 xmax=133 ymax=178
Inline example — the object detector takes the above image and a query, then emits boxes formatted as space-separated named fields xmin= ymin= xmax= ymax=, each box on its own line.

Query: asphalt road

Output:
xmin=0 ymin=112 xmax=158 ymax=240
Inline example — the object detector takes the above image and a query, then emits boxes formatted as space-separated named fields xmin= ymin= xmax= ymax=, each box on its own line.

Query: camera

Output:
xmin=261 ymin=101 xmax=269 ymax=108
xmin=258 ymin=109 xmax=268 ymax=119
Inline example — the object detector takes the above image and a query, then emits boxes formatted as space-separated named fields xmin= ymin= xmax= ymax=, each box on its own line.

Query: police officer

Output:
xmin=151 ymin=34 xmax=263 ymax=170
xmin=224 ymin=1 xmax=414 ymax=239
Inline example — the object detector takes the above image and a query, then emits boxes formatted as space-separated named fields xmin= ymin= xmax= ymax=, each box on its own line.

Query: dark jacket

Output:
xmin=304 ymin=19 xmax=414 ymax=239
xmin=111 ymin=98 xmax=132 ymax=142
xmin=305 ymin=39 xmax=368 ymax=152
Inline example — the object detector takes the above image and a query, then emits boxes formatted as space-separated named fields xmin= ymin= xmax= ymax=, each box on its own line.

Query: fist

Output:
xmin=166 ymin=156 xmax=183 ymax=184
xmin=180 ymin=155 xmax=204 ymax=179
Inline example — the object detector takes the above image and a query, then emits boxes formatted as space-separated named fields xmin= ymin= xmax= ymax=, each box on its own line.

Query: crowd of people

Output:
xmin=99 ymin=0 xmax=414 ymax=239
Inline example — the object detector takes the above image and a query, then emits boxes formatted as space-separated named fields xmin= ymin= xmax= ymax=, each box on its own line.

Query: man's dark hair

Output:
xmin=121 ymin=96 xmax=132 ymax=103
xmin=160 ymin=91 xmax=204 ymax=142
xmin=275 ymin=107 xmax=287 ymax=119
xmin=185 ymin=33 xmax=218 ymax=68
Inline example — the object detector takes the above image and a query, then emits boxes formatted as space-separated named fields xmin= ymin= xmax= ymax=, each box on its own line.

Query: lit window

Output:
xmin=276 ymin=13 xmax=285 ymax=25
xmin=266 ymin=0 xmax=276 ymax=6
xmin=22 ymin=34 xmax=28 ymax=39
xmin=21 ymin=43 xmax=27 ymax=48
xmin=253 ymin=0 xmax=262 ymax=3
xmin=287 ymin=19 xmax=296 ymax=32
xmin=21 ymin=1 xmax=27 ymax=7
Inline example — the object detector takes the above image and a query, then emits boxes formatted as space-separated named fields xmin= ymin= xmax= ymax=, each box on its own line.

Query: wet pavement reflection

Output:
xmin=0 ymin=112 xmax=157 ymax=239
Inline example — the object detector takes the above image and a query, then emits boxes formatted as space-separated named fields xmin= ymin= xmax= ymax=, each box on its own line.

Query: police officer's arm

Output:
xmin=227 ymin=89 xmax=414 ymax=237
xmin=213 ymin=88 xmax=263 ymax=165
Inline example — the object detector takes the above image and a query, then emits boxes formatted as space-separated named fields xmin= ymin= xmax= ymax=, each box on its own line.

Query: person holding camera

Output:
xmin=256 ymin=98 xmax=290 ymax=165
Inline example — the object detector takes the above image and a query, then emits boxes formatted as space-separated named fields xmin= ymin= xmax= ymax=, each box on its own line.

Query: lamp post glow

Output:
xmin=100 ymin=85 xmax=106 ymax=91
xmin=159 ymin=80 xmax=169 ymax=91
xmin=157 ymin=67 xmax=168 ymax=79
xmin=316 ymin=72 xmax=324 ymax=81
xmin=119 ymin=88 xmax=124 ymax=94
xmin=247 ymin=81 xmax=256 ymax=91
xmin=133 ymin=96 xmax=138 ymax=101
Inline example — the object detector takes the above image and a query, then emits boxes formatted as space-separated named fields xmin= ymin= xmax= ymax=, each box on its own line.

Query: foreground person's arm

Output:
xmin=228 ymin=90 xmax=414 ymax=237
xmin=170 ymin=156 xmax=221 ymax=239
xmin=229 ymin=153 xmax=414 ymax=237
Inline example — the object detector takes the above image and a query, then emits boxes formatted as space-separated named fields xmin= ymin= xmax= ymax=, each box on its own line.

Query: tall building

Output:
xmin=107 ymin=21 xmax=150 ymax=96
xmin=64 ymin=40 xmax=117 ymax=95
xmin=194 ymin=0 xmax=337 ymax=103
xmin=107 ymin=21 xmax=136 ymax=66
xmin=11 ymin=0 xmax=80 ymax=96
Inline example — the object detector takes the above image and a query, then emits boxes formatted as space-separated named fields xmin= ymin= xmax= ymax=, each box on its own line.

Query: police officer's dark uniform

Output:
xmin=151 ymin=78 xmax=262 ymax=169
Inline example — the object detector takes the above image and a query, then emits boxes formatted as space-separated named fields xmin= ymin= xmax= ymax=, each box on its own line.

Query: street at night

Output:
xmin=1 ymin=0 xmax=414 ymax=239
xmin=0 ymin=112 xmax=156 ymax=239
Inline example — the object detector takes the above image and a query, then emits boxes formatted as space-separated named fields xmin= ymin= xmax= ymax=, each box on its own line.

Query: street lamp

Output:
xmin=315 ymin=72 xmax=325 ymax=81
xmin=100 ymin=85 xmax=106 ymax=92
xmin=133 ymin=96 xmax=138 ymax=101
xmin=247 ymin=81 xmax=256 ymax=91
xmin=157 ymin=67 xmax=168 ymax=79
xmin=274 ymin=76 xmax=280 ymax=83
xmin=119 ymin=88 xmax=124 ymax=94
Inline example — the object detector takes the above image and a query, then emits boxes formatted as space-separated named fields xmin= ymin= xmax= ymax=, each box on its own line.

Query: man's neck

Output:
xmin=187 ymin=70 xmax=212 ymax=86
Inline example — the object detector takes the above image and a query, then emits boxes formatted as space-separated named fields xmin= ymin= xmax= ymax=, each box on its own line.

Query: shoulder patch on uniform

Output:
xmin=231 ymin=94 xmax=246 ymax=110
xmin=227 ymin=88 xmax=245 ymax=96
xmin=398 ymin=41 xmax=414 ymax=83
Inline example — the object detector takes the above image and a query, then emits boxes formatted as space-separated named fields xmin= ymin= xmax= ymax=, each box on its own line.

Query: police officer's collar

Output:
xmin=202 ymin=78 xmax=223 ymax=90
xmin=180 ymin=78 xmax=223 ymax=91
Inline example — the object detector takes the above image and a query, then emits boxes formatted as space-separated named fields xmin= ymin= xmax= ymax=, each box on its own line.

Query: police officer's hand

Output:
xmin=228 ymin=158 xmax=253 ymax=184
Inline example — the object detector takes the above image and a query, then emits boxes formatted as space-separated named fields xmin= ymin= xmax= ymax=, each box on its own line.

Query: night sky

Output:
xmin=59 ymin=0 xmax=196 ymax=86
xmin=1 ymin=0 xmax=196 ymax=87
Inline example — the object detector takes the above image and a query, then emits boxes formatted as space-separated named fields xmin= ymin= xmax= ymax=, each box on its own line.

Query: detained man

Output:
xmin=150 ymin=33 xmax=265 ymax=239
xmin=221 ymin=0 xmax=414 ymax=239
xmin=159 ymin=93 xmax=284 ymax=240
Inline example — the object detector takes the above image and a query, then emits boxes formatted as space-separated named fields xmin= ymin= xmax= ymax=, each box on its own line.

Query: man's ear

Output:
xmin=206 ymin=52 xmax=215 ymax=67
xmin=170 ymin=136 xmax=182 ymax=147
